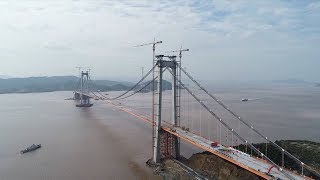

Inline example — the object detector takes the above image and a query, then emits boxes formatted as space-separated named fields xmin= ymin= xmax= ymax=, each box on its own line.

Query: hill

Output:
xmin=162 ymin=140 xmax=320 ymax=179
xmin=0 ymin=76 xmax=130 ymax=94
xmin=0 ymin=76 xmax=172 ymax=94
xmin=135 ymin=79 xmax=172 ymax=93
xmin=234 ymin=140 xmax=320 ymax=177
xmin=0 ymin=76 xmax=79 ymax=94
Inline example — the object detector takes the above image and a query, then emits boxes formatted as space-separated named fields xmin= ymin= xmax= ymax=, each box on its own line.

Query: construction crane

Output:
xmin=134 ymin=39 xmax=163 ymax=64
xmin=134 ymin=39 xmax=163 ymax=140
xmin=165 ymin=47 xmax=189 ymax=62
xmin=165 ymin=47 xmax=189 ymax=81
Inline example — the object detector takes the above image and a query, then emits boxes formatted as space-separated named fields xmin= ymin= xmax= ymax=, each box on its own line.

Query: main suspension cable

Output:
xmin=172 ymin=74 xmax=294 ymax=180
xmin=87 ymin=77 xmax=108 ymax=100
xmin=117 ymin=75 xmax=158 ymax=100
xmin=106 ymin=65 xmax=156 ymax=100
xmin=87 ymin=65 xmax=157 ymax=101
xmin=177 ymin=64 xmax=319 ymax=177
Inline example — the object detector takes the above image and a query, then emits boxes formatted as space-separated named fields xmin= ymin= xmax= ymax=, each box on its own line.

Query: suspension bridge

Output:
xmin=72 ymin=41 xmax=319 ymax=180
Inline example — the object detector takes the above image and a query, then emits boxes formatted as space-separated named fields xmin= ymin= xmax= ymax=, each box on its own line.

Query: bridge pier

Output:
xmin=74 ymin=91 xmax=80 ymax=100
xmin=75 ymin=71 xmax=93 ymax=107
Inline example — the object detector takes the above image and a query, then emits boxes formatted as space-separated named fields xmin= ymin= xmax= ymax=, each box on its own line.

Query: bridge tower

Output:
xmin=152 ymin=55 xmax=180 ymax=163
xmin=75 ymin=70 xmax=93 ymax=107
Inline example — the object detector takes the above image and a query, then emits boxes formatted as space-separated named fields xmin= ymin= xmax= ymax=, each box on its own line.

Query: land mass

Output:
xmin=234 ymin=140 xmax=320 ymax=178
xmin=0 ymin=76 xmax=172 ymax=94
xmin=161 ymin=140 xmax=319 ymax=179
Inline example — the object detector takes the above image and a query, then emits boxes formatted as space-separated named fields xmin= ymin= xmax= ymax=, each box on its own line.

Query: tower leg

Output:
xmin=171 ymin=66 xmax=180 ymax=159
xmin=153 ymin=64 xmax=163 ymax=163
xmin=151 ymin=58 xmax=180 ymax=163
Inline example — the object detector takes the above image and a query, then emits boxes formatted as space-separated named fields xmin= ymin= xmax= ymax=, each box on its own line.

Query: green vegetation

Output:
xmin=234 ymin=140 xmax=320 ymax=177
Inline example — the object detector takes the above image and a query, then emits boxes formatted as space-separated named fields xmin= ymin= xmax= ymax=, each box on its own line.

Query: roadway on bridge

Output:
xmin=104 ymin=99 xmax=308 ymax=180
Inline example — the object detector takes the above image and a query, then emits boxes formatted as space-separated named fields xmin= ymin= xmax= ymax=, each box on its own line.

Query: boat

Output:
xmin=241 ymin=98 xmax=249 ymax=102
xmin=20 ymin=144 xmax=41 ymax=154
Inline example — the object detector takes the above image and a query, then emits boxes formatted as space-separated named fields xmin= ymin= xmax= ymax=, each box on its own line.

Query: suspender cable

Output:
xmin=173 ymin=69 xmax=292 ymax=176
xmin=116 ymin=75 xmax=159 ymax=100
xmin=167 ymin=70 xmax=295 ymax=180
xmin=104 ymin=65 xmax=157 ymax=100
xmin=116 ymin=67 xmax=168 ymax=101
xmin=86 ymin=65 xmax=156 ymax=101
xmin=177 ymin=64 xmax=320 ymax=178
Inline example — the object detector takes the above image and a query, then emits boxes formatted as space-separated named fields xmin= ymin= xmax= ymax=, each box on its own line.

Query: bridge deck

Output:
xmin=163 ymin=126 xmax=306 ymax=180
xmin=105 ymin=100 xmax=310 ymax=180
xmin=74 ymin=92 xmax=94 ymax=98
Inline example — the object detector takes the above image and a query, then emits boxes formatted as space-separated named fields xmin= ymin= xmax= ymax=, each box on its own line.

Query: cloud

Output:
xmin=0 ymin=0 xmax=319 ymax=81
xmin=44 ymin=42 xmax=72 ymax=51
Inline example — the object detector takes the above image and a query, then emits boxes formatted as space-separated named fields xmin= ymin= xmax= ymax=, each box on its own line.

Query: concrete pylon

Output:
xmin=152 ymin=60 xmax=163 ymax=163
xmin=76 ymin=71 xmax=93 ymax=107
xmin=152 ymin=55 xmax=180 ymax=164
xmin=170 ymin=57 xmax=180 ymax=159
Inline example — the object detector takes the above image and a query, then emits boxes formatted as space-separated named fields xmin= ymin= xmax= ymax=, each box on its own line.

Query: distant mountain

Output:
xmin=316 ymin=83 xmax=320 ymax=87
xmin=0 ymin=76 xmax=78 ymax=94
xmin=0 ymin=76 xmax=133 ymax=94
xmin=0 ymin=76 xmax=172 ymax=94
xmin=0 ymin=75 xmax=12 ymax=79
xmin=135 ymin=79 xmax=172 ymax=93
xmin=272 ymin=78 xmax=308 ymax=84
xmin=94 ymin=80 xmax=133 ymax=86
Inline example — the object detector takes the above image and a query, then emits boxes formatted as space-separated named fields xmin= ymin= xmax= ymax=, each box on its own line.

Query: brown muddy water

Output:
xmin=0 ymin=83 xmax=319 ymax=179
xmin=0 ymin=91 xmax=160 ymax=180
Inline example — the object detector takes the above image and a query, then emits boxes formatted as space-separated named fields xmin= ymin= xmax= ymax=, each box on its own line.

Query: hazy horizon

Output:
xmin=0 ymin=1 xmax=319 ymax=82
xmin=1 ymin=74 xmax=319 ymax=85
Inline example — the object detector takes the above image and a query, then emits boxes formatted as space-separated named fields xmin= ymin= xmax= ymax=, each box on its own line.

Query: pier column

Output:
xmin=74 ymin=92 xmax=80 ymax=100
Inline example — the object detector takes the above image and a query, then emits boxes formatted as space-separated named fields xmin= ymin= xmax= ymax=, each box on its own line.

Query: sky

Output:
xmin=0 ymin=0 xmax=319 ymax=82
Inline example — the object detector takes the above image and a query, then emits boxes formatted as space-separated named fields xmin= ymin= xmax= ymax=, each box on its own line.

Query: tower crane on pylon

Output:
xmin=165 ymin=47 xmax=189 ymax=63
xmin=134 ymin=39 xmax=163 ymax=146
xmin=134 ymin=39 xmax=163 ymax=64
